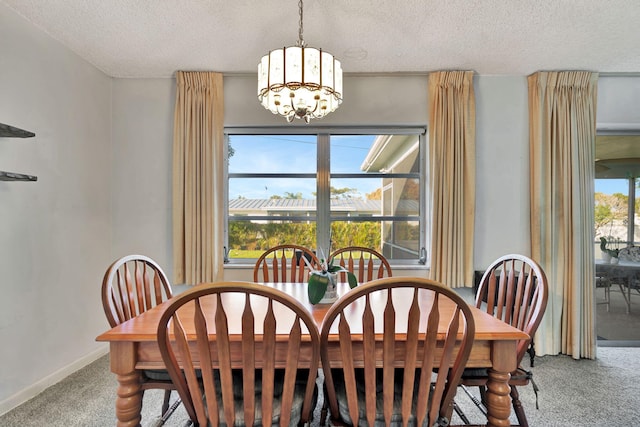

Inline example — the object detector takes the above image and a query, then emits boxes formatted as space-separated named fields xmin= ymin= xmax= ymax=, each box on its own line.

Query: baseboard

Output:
xmin=0 ymin=346 xmax=109 ymax=416
xmin=597 ymin=339 xmax=640 ymax=347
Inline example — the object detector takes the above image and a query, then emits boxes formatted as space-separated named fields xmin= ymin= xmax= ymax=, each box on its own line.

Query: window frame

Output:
xmin=224 ymin=126 xmax=428 ymax=266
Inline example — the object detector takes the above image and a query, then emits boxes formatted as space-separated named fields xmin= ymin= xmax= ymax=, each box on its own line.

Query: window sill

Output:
xmin=223 ymin=263 xmax=429 ymax=271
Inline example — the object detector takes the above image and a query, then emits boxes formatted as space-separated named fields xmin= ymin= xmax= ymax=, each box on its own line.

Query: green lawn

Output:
xmin=228 ymin=249 xmax=266 ymax=259
xmin=229 ymin=248 xmax=376 ymax=260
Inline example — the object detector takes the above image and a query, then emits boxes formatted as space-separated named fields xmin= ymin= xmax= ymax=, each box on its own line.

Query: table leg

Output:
xmin=627 ymin=279 xmax=632 ymax=314
xmin=110 ymin=342 xmax=143 ymax=427
xmin=485 ymin=369 xmax=512 ymax=426
xmin=485 ymin=340 xmax=517 ymax=427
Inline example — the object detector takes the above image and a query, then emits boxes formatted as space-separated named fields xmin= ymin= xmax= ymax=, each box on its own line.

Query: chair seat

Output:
xmin=143 ymin=369 xmax=173 ymax=381
xmin=208 ymin=369 xmax=317 ymax=427
xmin=332 ymin=368 xmax=445 ymax=427
xmin=144 ymin=369 xmax=204 ymax=382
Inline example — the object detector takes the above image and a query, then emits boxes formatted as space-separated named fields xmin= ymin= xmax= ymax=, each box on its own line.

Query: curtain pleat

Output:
xmin=428 ymin=71 xmax=476 ymax=288
xmin=173 ymin=71 xmax=225 ymax=285
xmin=528 ymin=71 xmax=598 ymax=359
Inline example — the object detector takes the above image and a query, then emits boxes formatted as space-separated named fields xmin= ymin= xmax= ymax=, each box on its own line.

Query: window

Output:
xmin=595 ymin=178 xmax=638 ymax=257
xmin=225 ymin=128 xmax=427 ymax=264
xmin=594 ymin=132 xmax=640 ymax=258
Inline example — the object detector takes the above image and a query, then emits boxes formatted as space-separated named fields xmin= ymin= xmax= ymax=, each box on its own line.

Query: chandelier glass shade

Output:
xmin=257 ymin=1 xmax=343 ymax=123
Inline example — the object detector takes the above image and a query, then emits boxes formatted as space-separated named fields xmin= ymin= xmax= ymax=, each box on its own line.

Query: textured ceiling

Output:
xmin=595 ymin=135 xmax=640 ymax=178
xmin=2 ymin=0 xmax=640 ymax=78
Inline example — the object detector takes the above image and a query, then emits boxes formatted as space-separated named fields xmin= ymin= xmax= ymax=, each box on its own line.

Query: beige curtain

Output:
xmin=529 ymin=71 xmax=598 ymax=359
xmin=173 ymin=71 xmax=225 ymax=285
xmin=428 ymin=71 xmax=476 ymax=288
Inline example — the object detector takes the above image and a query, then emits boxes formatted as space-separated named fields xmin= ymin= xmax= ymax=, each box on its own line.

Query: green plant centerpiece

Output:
xmin=306 ymin=251 xmax=357 ymax=305
xmin=600 ymin=237 xmax=620 ymax=259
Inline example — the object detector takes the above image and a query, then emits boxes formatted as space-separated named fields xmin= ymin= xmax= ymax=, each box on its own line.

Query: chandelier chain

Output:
xmin=297 ymin=0 xmax=304 ymax=47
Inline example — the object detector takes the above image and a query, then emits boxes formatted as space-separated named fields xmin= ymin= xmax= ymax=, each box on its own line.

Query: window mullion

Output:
xmin=317 ymin=134 xmax=331 ymax=256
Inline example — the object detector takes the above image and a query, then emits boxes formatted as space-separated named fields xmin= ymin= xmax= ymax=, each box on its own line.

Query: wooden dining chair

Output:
xmin=101 ymin=254 xmax=179 ymax=421
xmin=253 ymin=244 xmax=320 ymax=283
xmin=330 ymin=246 xmax=392 ymax=283
xmin=320 ymin=277 xmax=475 ymax=427
xmin=458 ymin=254 xmax=548 ymax=427
xmin=157 ymin=281 xmax=320 ymax=426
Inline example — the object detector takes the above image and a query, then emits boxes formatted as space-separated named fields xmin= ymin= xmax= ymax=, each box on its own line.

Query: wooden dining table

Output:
xmin=96 ymin=282 xmax=528 ymax=427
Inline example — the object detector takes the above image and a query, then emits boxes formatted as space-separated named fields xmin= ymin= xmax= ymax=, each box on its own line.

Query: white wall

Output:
xmin=224 ymin=74 xmax=429 ymax=127
xmin=111 ymin=79 xmax=175 ymax=271
xmin=597 ymin=76 xmax=640 ymax=129
xmin=0 ymin=4 xmax=112 ymax=413
xmin=473 ymin=76 xmax=531 ymax=268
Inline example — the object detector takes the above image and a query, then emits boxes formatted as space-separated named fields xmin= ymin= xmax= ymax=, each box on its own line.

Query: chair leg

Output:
xmin=510 ymin=386 xmax=528 ymax=427
xmin=478 ymin=385 xmax=487 ymax=408
xmin=160 ymin=390 xmax=181 ymax=423
xmin=452 ymin=399 xmax=471 ymax=424
xmin=161 ymin=390 xmax=171 ymax=416
xmin=527 ymin=342 xmax=536 ymax=367
xmin=320 ymin=384 xmax=329 ymax=426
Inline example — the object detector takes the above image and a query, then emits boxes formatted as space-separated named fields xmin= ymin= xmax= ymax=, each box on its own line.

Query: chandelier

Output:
xmin=257 ymin=0 xmax=343 ymax=123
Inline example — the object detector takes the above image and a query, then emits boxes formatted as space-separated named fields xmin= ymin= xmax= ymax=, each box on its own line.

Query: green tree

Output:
xmin=314 ymin=187 xmax=361 ymax=199
xmin=366 ymin=188 xmax=381 ymax=200
xmin=595 ymin=192 xmax=628 ymax=238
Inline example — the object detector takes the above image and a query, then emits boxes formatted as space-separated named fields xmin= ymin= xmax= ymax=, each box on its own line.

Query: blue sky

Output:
xmin=228 ymin=135 xmax=382 ymax=199
xmin=230 ymin=138 xmax=631 ymax=199
xmin=595 ymin=179 xmax=631 ymax=195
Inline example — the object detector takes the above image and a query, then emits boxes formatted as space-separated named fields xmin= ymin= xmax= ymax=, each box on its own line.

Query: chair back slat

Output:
xmin=359 ymin=254 xmax=367 ymax=282
xmin=211 ymin=293 xmax=235 ymax=425
xmin=115 ymin=270 xmax=130 ymax=321
xmin=157 ymin=282 xmax=320 ymax=427
xmin=320 ymin=277 xmax=475 ymax=427
xmin=504 ymin=261 xmax=517 ymax=323
xmin=261 ymin=299 xmax=276 ymax=426
xmin=362 ymin=297 xmax=377 ymax=426
xmin=279 ymin=251 xmax=287 ymax=282
xmin=134 ymin=262 xmax=146 ymax=313
xmin=475 ymin=254 xmax=549 ymax=364
xmin=331 ymin=246 xmax=392 ymax=284
xmin=348 ymin=256 xmax=356 ymax=278
xmin=186 ymin=298 xmax=217 ymax=427
xmin=273 ymin=256 xmax=281 ymax=282
xmin=416 ymin=291 xmax=440 ymax=426
xmin=485 ymin=271 xmax=497 ymax=316
xmin=382 ymin=290 xmax=396 ymax=423
xmin=280 ymin=316 xmax=303 ymax=426
xmin=495 ymin=264 xmax=508 ymax=319
xmin=102 ymin=255 xmax=172 ymax=327
xmin=401 ymin=290 xmax=421 ymax=424
xmin=191 ymin=300 xmax=211 ymax=425
xmin=153 ymin=272 xmax=164 ymax=306
xmin=124 ymin=264 xmax=137 ymax=318
xmin=511 ymin=267 xmax=526 ymax=327
xmin=241 ymin=294 xmax=256 ymax=426
xmin=435 ymin=305 xmax=462 ymax=416
xmin=253 ymin=244 xmax=319 ymax=283
xmin=366 ymin=256 xmax=375 ymax=281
